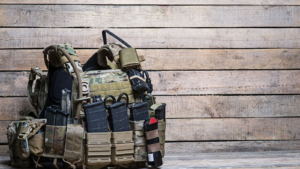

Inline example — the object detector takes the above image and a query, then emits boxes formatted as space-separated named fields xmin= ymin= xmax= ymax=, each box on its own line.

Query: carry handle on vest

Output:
xmin=102 ymin=30 xmax=131 ymax=47
xmin=43 ymin=45 xmax=84 ymax=122
xmin=117 ymin=92 xmax=129 ymax=108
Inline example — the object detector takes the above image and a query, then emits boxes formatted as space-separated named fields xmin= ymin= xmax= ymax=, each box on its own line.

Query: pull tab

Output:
xmin=104 ymin=95 xmax=117 ymax=108
xmin=117 ymin=92 xmax=129 ymax=108
xmin=93 ymin=95 xmax=102 ymax=102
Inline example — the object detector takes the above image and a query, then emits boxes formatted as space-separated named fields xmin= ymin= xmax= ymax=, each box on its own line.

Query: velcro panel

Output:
xmin=147 ymin=143 xmax=161 ymax=153
xmin=145 ymin=129 xmax=159 ymax=140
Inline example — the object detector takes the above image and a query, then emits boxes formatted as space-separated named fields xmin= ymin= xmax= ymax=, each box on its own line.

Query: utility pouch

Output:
xmin=119 ymin=48 xmax=141 ymax=71
xmin=128 ymin=69 xmax=148 ymax=92
xmin=44 ymin=125 xmax=67 ymax=156
xmin=144 ymin=117 xmax=163 ymax=167
xmin=129 ymin=102 xmax=149 ymax=121
xmin=83 ymin=95 xmax=108 ymax=132
xmin=28 ymin=131 xmax=44 ymax=156
xmin=111 ymin=143 xmax=134 ymax=165
xmin=133 ymin=146 xmax=147 ymax=162
xmin=63 ymin=124 xmax=84 ymax=169
xmin=104 ymin=94 xmax=130 ymax=132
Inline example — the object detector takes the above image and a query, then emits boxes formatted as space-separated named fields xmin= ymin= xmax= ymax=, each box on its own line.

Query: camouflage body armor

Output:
xmin=6 ymin=30 xmax=166 ymax=169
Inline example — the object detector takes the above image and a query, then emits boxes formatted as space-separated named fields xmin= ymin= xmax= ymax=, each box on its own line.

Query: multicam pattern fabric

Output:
xmin=45 ymin=125 xmax=66 ymax=155
xmin=133 ymin=146 xmax=147 ymax=162
xmin=133 ymin=130 xmax=146 ymax=146
xmin=80 ymin=69 xmax=134 ymax=103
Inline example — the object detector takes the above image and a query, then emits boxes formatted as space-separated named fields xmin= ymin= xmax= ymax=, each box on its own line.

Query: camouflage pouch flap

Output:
xmin=18 ymin=121 xmax=45 ymax=140
xmin=63 ymin=124 xmax=84 ymax=167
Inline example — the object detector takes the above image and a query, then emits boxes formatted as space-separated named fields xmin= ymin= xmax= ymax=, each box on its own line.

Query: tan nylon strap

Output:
xmin=150 ymin=103 xmax=163 ymax=111
xmin=129 ymin=75 xmax=146 ymax=82
xmin=57 ymin=46 xmax=83 ymax=120
xmin=106 ymin=56 xmax=119 ymax=69
xmin=33 ymin=156 xmax=43 ymax=168
xmin=145 ymin=129 xmax=159 ymax=140
xmin=147 ymin=143 xmax=160 ymax=153
xmin=158 ymin=122 xmax=166 ymax=131
xmin=53 ymin=158 xmax=59 ymax=169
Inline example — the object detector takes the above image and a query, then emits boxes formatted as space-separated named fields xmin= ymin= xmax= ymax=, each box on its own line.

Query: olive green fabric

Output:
xmin=119 ymin=48 xmax=141 ymax=71
xmin=97 ymin=43 xmax=124 ymax=68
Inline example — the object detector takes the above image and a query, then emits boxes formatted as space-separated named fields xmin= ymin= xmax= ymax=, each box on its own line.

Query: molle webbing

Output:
xmin=111 ymin=131 xmax=134 ymax=165
xmin=130 ymin=120 xmax=147 ymax=162
xmin=85 ymin=132 xmax=111 ymax=168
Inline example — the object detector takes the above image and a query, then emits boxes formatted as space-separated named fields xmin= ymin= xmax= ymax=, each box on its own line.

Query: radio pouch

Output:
xmin=144 ymin=117 xmax=163 ymax=167
xmin=128 ymin=69 xmax=148 ymax=92
xmin=104 ymin=94 xmax=130 ymax=132
xmin=63 ymin=124 xmax=84 ymax=169
xmin=119 ymin=48 xmax=141 ymax=71
xmin=83 ymin=95 xmax=108 ymax=132
xmin=129 ymin=102 xmax=149 ymax=121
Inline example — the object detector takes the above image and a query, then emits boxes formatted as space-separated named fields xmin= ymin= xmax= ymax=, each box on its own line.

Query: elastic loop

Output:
xmin=104 ymin=95 xmax=117 ymax=108
xmin=117 ymin=92 xmax=129 ymax=108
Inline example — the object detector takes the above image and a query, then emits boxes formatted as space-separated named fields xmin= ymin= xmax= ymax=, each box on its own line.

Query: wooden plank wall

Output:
xmin=1 ymin=1 xmax=300 ymax=155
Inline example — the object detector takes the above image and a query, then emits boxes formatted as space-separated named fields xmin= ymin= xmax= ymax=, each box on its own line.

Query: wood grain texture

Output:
xmin=162 ymin=151 xmax=300 ymax=169
xmin=1 ymin=0 xmax=299 ymax=5
xmin=1 ymin=5 xmax=300 ymax=27
xmin=156 ymin=95 xmax=300 ymax=118
xmin=2 ymin=49 xmax=300 ymax=71
xmin=0 ymin=146 xmax=8 ymax=156
xmin=150 ymin=70 xmax=300 ymax=95
xmin=2 ymin=70 xmax=300 ymax=96
xmin=1 ymin=28 xmax=300 ymax=49
xmin=165 ymin=141 xmax=300 ymax=153
xmin=0 ymin=121 xmax=12 ymax=143
xmin=1 ymin=96 xmax=300 ymax=120
xmin=166 ymin=118 xmax=300 ymax=141
xmin=0 ymin=97 xmax=35 ymax=120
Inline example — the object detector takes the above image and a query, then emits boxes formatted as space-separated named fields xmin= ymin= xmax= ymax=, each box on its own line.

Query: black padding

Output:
xmin=82 ymin=52 xmax=107 ymax=71
xmin=39 ymin=63 xmax=72 ymax=119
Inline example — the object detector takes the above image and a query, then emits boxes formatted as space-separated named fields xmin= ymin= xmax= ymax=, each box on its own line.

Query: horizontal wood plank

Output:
xmin=2 ymin=96 xmax=300 ymax=120
xmin=0 ymin=97 xmax=35 ymax=120
xmin=162 ymin=151 xmax=300 ymax=169
xmin=0 ymin=118 xmax=299 ymax=143
xmin=165 ymin=141 xmax=300 ymax=153
xmin=150 ymin=70 xmax=300 ymax=95
xmin=1 ymin=28 xmax=300 ymax=49
xmin=166 ymin=118 xmax=300 ymax=141
xmin=1 ymin=0 xmax=299 ymax=5
xmin=2 ymin=70 xmax=300 ymax=96
xmin=0 ymin=146 xmax=8 ymax=156
xmin=157 ymin=95 xmax=300 ymax=118
xmin=1 ymin=6 xmax=300 ymax=27
xmin=2 ymin=49 xmax=300 ymax=71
